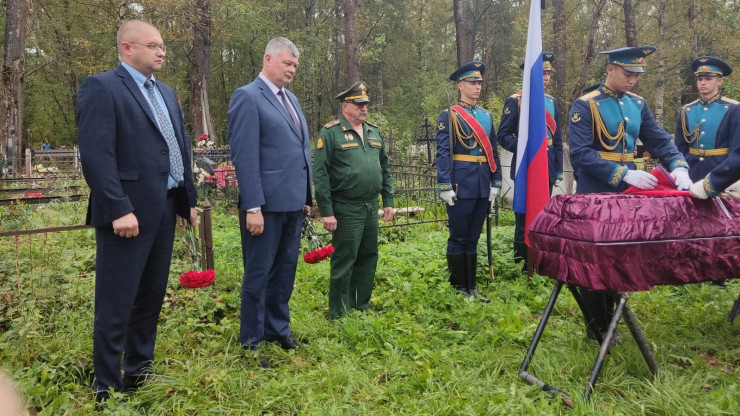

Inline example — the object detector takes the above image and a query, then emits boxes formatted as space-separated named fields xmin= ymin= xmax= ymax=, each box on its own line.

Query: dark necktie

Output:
xmin=277 ymin=89 xmax=301 ymax=131
xmin=144 ymin=79 xmax=184 ymax=183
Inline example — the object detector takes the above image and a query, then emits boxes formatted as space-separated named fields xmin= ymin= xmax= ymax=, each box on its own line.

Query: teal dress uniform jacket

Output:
xmin=569 ymin=83 xmax=687 ymax=193
xmin=675 ymin=94 xmax=739 ymax=181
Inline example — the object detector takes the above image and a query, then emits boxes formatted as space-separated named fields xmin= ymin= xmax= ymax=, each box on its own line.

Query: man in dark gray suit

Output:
xmin=228 ymin=37 xmax=312 ymax=367
xmin=77 ymin=20 xmax=197 ymax=404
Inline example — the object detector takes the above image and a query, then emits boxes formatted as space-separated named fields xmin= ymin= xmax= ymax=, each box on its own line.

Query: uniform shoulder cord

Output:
xmin=450 ymin=109 xmax=479 ymax=150
xmin=680 ymin=107 xmax=701 ymax=146
xmin=589 ymin=98 xmax=626 ymax=151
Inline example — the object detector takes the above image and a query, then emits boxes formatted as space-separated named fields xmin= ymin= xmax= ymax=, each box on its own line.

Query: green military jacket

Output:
xmin=313 ymin=115 xmax=394 ymax=217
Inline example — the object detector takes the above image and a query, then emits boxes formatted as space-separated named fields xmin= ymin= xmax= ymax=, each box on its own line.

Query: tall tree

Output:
xmin=653 ymin=0 xmax=667 ymax=126
xmin=551 ymin=0 xmax=567 ymax=133
xmin=189 ymin=0 xmax=215 ymax=143
xmin=570 ymin=0 xmax=609 ymax=103
xmin=623 ymin=0 xmax=638 ymax=46
xmin=343 ymin=0 xmax=361 ymax=82
xmin=2 ymin=0 xmax=30 ymax=175
xmin=453 ymin=0 xmax=475 ymax=65
xmin=452 ymin=0 xmax=493 ymax=66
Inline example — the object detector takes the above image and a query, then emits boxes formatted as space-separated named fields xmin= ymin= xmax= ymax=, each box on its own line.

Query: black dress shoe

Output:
xmin=277 ymin=334 xmax=298 ymax=350
xmin=712 ymin=279 xmax=728 ymax=289
xmin=469 ymin=288 xmax=490 ymax=303
xmin=123 ymin=371 xmax=175 ymax=392
xmin=258 ymin=357 xmax=272 ymax=369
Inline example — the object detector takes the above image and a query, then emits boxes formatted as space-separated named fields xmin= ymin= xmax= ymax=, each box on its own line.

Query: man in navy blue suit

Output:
xmin=228 ymin=37 xmax=312 ymax=367
xmin=77 ymin=20 xmax=197 ymax=404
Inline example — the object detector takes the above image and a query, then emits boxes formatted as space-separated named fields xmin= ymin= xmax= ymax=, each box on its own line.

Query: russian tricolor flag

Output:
xmin=513 ymin=0 xmax=550 ymax=245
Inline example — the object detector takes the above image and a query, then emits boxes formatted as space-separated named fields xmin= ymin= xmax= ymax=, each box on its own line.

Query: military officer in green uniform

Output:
xmin=313 ymin=81 xmax=395 ymax=319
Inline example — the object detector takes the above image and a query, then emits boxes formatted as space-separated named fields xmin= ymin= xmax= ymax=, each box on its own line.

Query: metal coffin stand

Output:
xmin=518 ymin=282 xmax=659 ymax=408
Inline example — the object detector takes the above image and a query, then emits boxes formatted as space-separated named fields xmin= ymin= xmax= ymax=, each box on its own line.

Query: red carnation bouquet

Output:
xmin=179 ymin=226 xmax=216 ymax=288
xmin=302 ymin=216 xmax=334 ymax=264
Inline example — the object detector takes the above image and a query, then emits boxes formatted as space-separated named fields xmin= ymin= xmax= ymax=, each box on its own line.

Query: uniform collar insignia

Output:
xmin=458 ymin=100 xmax=475 ymax=109
xmin=700 ymin=93 xmax=720 ymax=105
xmin=600 ymin=85 xmax=621 ymax=98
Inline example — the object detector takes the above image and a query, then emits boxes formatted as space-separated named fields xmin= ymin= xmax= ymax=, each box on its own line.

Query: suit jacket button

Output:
xmin=162 ymin=172 xmax=167 ymax=176
xmin=162 ymin=150 xmax=167 ymax=154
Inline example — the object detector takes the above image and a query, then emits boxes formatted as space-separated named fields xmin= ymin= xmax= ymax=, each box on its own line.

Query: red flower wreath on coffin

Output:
xmin=302 ymin=216 xmax=334 ymax=264
xmin=179 ymin=226 xmax=216 ymax=288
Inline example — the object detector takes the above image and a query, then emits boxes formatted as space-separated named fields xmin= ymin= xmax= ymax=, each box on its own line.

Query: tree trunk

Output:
xmin=571 ymin=0 xmax=608 ymax=102
xmin=1 ymin=0 xmax=29 ymax=176
xmin=342 ymin=0 xmax=361 ymax=83
xmin=332 ymin=0 xmax=342 ymax=117
xmin=453 ymin=0 xmax=475 ymax=66
xmin=653 ymin=0 xmax=666 ymax=127
xmin=688 ymin=0 xmax=702 ymax=53
xmin=623 ymin=0 xmax=637 ymax=46
xmin=190 ymin=0 xmax=214 ymax=144
xmin=551 ymin=0 xmax=567 ymax=138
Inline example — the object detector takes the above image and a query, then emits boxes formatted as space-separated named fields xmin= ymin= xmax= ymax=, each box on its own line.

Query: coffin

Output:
xmin=529 ymin=193 xmax=740 ymax=292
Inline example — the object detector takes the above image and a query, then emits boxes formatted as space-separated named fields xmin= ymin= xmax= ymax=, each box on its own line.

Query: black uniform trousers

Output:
xmin=92 ymin=193 xmax=177 ymax=394
xmin=446 ymin=198 xmax=488 ymax=254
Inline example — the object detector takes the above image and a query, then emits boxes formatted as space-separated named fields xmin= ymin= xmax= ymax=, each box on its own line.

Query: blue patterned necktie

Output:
xmin=144 ymin=79 xmax=184 ymax=183
xmin=277 ymin=89 xmax=301 ymax=131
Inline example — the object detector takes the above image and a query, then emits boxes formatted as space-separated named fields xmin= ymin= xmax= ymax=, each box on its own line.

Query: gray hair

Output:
xmin=265 ymin=37 xmax=299 ymax=58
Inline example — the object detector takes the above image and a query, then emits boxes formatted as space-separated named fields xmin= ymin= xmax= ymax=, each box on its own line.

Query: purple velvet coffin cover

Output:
xmin=528 ymin=193 xmax=740 ymax=292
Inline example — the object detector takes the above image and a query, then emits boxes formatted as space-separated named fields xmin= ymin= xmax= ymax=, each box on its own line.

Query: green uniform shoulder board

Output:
xmin=365 ymin=121 xmax=379 ymax=129
xmin=578 ymin=90 xmax=601 ymax=101
xmin=323 ymin=119 xmax=340 ymax=128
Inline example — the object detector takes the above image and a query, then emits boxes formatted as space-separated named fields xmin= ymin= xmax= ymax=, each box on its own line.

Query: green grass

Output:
xmin=1 ymin=202 xmax=739 ymax=415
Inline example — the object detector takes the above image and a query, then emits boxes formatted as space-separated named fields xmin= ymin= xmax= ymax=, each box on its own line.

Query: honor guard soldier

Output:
xmin=569 ymin=46 xmax=690 ymax=341
xmin=690 ymin=103 xmax=740 ymax=199
xmin=313 ymin=81 xmax=395 ymax=319
xmin=676 ymin=56 xmax=737 ymax=288
xmin=436 ymin=61 xmax=502 ymax=303
xmin=497 ymin=52 xmax=563 ymax=272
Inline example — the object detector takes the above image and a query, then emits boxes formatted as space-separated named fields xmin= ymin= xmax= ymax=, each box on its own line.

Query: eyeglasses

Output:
xmin=350 ymin=102 xmax=369 ymax=108
xmin=129 ymin=42 xmax=167 ymax=53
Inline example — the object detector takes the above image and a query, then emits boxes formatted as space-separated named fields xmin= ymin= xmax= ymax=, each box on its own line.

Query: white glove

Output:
xmin=489 ymin=187 xmax=500 ymax=210
xmin=689 ymin=180 xmax=709 ymax=199
xmin=440 ymin=190 xmax=456 ymax=206
xmin=553 ymin=179 xmax=563 ymax=188
xmin=671 ymin=167 xmax=692 ymax=191
xmin=623 ymin=170 xmax=658 ymax=190
xmin=721 ymin=179 xmax=740 ymax=199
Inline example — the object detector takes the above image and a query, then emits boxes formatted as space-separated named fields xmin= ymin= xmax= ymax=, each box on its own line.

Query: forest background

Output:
xmin=1 ymin=0 xmax=740 ymax=171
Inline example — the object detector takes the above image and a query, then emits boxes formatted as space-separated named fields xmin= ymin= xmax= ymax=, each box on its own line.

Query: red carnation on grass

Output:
xmin=303 ymin=244 xmax=334 ymax=264
xmin=179 ymin=226 xmax=216 ymax=288
xmin=179 ymin=269 xmax=216 ymax=288
xmin=302 ymin=216 xmax=333 ymax=264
